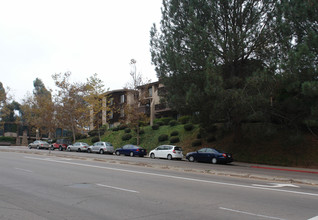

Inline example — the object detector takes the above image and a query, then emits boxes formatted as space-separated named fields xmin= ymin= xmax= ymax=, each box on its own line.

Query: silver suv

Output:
xmin=87 ymin=142 xmax=114 ymax=154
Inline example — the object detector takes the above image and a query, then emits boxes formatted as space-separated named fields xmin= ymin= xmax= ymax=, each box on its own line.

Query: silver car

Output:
xmin=87 ymin=142 xmax=114 ymax=154
xmin=149 ymin=145 xmax=183 ymax=160
xmin=67 ymin=142 xmax=89 ymax=152
xmin=28 ymin=140 xmax=50 ymax=150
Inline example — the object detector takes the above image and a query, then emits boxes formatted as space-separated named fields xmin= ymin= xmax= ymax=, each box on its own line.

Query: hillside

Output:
xmin=81 ymin=123 xmax=318 ymax=169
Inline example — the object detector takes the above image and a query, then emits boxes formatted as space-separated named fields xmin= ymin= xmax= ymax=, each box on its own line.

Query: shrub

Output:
xmin=76 ymin=133 xmax=87 ymax=140
xmin=196 ymin=133 xmax=201 ymax=139
xmin=170 ymin=137 xmax=180 ymax=144
xmin=160 ymin=117 xmax=174 ymax=125
xmin=112 ymin=127 xmax=119 ymax=131
xmin=152 ymin=124 xmax=160 ymax=130
xmin=125 ymin=128 xmax=131 ymax=133
xmin=122 ymin=133 xmax=132 ymax=141
xmin=191 ymin=139 xmax=202 ymax=147
xmin=207 ymin=136 xmax=216 ymax=142
xmin=0 ymin=136 xmax=15 ymax=143
xmin=88 ymin=130 xmax=104 ymax=137
xmin=184 ymin=123 xmax=194 ymax=131
xmin=169 ymin=120 xmax=178 ymax=126
xmin=119 ymin=124 xmax=127 ymax=130
xmin=178 ymin=115 xmax=191 ymax=124
xmin=170 ymin=131 xmax=179 ymax=136
xmin=158 ymin=134 xmax=168 ymax=142
xmin=91 ymin=137 xmax=99 ymax=143
xmin=153 ymin=119 xmax=164 ymax=126
xmin=88 ymin=130 xmax=98 ymax=137
xmin=139 ymin=129 xmax=145 ymax=135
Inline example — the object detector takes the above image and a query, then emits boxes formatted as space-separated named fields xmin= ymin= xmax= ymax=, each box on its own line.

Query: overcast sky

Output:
xmin=0 ymin=0 xmax=162 ymax=102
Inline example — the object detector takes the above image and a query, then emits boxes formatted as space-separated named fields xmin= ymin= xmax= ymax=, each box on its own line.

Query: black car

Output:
xmin=115 ymin=144 xmax=147 ymax=157
xmin=186 ymin=148 xmax=233 ymax=164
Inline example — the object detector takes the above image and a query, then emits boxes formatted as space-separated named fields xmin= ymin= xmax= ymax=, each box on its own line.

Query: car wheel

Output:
xmin=188 ymin=156 xmax=195 ymax=162
xmin=87 ymin=148 xmax=91 ymax=153
xmin=59 ymin=146 xmax=63 ymax=151
xmin=36 ymin=146 xmax=40 ymax=150
xmin=67 ymin=147 xmax=71 ymax=151
xmin=28 ymin=145 xmax=32 ymax=149
xmin=115 ymin=151 xmax=120 ymax=156
xmin=150 ymin=153 xmax=155 ymax=159
xmin=130 ymin=152 xmax=134 ymax=157
xmin=99 ymin=149 xmax=104 ymax=154
xmin=77 ymin=148 xmax=81 ymax=152
xmin=212 ymin=157 xmax=217 ymax=164
xmin=167 ymin=154 xmax=172 ymax=160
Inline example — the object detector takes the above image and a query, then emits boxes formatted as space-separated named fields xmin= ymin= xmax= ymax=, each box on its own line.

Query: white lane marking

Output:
xmin=15 ymin=168 xmax=33 ymax=173
xmin=219 ymin=207 xmax=286 ymax=220
xmin=96 ymin=183 xmax=139 ymax=193
xmin=252 ymin=183 xmax=299 ymax=188
xmin=308 ymin=216 xmax=318 ymax=220
xmin=25 ymin=156 xmax=318 ymax=197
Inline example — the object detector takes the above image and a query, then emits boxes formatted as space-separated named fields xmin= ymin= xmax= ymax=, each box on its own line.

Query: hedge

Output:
xmin=158 ymin=134 xmax=168 ymax=142
xmin=178 ymin=115 xmax=191 ymax=124
xmin=91 ymin=137 xmax=99 ymax=143
xmin=152 ymin=124 xmax=160 ymax=130
xmin=184 ymin=123 xmax=194 ymax=131
xmin=170 ymin=137 xmax=180 ymax=144
xmin=169 ymin=120 xmax=178 ymax=126
xmin=122 ymin=134 xmax=132 ymax=141
xmin=170 ymin=131 xmax=179 ymax=136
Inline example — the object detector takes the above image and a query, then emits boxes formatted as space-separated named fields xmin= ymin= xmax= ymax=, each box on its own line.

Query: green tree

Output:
xmin=272 ymin=0 xmax=318 ymax=132
xmin=150 ymin=0 xmax=277 ymax=131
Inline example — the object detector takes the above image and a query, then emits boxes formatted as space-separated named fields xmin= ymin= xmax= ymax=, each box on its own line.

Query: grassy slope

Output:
xmin=81 ymin=124 xmax=318 ymax=169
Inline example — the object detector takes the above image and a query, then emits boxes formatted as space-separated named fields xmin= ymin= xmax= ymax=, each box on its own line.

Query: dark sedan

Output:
xmin=186 ymin=148 xmax=233 ymax=164
xmin=115 ymin=144 xmax=147 ymax=157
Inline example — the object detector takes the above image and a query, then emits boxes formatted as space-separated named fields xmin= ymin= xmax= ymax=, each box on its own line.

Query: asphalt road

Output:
xmin=1 ymin=149 xmax=318 ymax=220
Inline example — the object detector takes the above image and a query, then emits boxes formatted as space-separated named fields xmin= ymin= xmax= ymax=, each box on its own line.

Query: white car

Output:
xmin=149 ymin=145 xmax=183 ymax=160
xmin=67 ymin=142 xmax=89 ymax=152
xmin=87 ymin=142 xmax=114 ymax=154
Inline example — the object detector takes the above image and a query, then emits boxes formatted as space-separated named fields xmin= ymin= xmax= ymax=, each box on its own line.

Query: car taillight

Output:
xmin=222 ymin=153 xmax=227 ymax=157
xmin=173 ymin=150 xmax=176 ymax=154
xmin=136 ymin=149 xmax=139 ymax=152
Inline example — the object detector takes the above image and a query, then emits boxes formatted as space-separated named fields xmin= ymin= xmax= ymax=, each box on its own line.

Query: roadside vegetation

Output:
xmin=81 ymin=120 xmax=318 ymax=169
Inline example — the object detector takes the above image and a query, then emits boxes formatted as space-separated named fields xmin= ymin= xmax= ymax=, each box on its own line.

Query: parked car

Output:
xmin=67 ymin=142 xmax=89 ymax=152
xmin=87 ymin=142 xmax=114 ymax=154
xmin=186 ymin=147 xmax=233 ymax=164
xmin=28 ymin=140 xmax=50 ymax=150
xmin=51 ymin=139 xmax=72 ymax=151
xmin=149 ymin=145 xmax=183 ymax=160
xmin=115 ymin=144 xmax=147 ymax=157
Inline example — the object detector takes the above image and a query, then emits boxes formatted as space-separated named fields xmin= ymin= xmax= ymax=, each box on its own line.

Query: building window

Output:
xmin=148 ymin=87 xmax=152 ymax=97
xmin=120 ymin=94 xmax=125 ymax=103
xmin=109 ymin=111 xmax=113 ymax=119
xmin=120 ymin=108 xmax=125 ymax=117
xmin=110 ymin=97 xmax=114 ymax=105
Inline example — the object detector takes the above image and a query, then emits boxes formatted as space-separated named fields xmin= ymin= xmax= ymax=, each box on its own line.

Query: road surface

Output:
xmin=0 ymin=150 xmax=318 ymax=219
